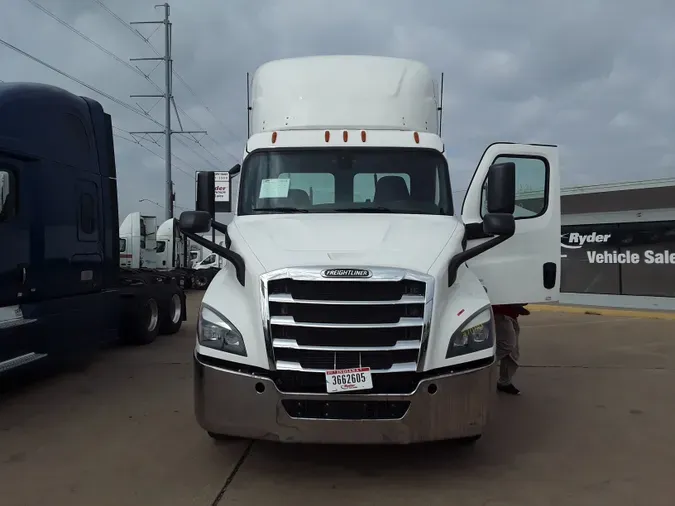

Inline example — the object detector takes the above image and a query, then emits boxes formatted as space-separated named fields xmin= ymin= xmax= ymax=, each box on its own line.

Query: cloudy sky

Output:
xmin=2 ymin=0 xmax=675 ymax=220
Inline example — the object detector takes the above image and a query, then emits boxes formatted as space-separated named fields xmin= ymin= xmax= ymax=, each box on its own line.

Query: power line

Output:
xmin=91 ymin=0 xmax=235 ymax=136
xmin=172 ymin=135 xmax=220 ymax=170
xmin=27 ymin=0 xmax=236 ymax=170
xmin=0 ymin=34 xmax=219 ymax=182
xmin=112 ymin=127 xmax=197 ymax=179
xmin=0 ymin=36 xmax=212 ymax=201
xmin=0 ymin=37 xmax=152 ymax=119
xmin=24 ymin=0 xmax=233 ymax=171
xmin=1 ymin=38 xmax=203 ymax=193
xmin=129 ymin=4 xmax=209 ymax=219
xmin=91 ymin=0 xmax=243 ymax=155
xmin=139 ymin=197 xmax=189 ymax=212
xmin=115 ymin=126 xmax=199 ymax=178
xmin=25 ymin=0 xmax=165 ymax=99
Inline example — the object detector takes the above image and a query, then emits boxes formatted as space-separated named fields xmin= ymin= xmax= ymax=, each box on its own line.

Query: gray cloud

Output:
xmin=2 ymin=0 xmax=675 ymax=219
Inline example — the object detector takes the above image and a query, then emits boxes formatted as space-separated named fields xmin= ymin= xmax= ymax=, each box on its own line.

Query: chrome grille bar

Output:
xmin=272 ymin=338 xmax=422 ymax=351
xmin=268 ymin=293 xmax=426 ymax=305
xmin=270 ymin=316 xmax=425 ymax=328
xmin=275 ymin=361 xmax=418 ymax=373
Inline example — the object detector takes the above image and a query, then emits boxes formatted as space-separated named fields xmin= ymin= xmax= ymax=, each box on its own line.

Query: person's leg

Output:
xmin=495 ymin=314 xmax=520 ymax=395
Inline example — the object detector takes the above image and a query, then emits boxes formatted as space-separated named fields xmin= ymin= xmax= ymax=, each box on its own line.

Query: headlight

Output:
xmin=198 ymin=303 xmax=247 ymax=356
xmin=446 ymin=307 xmax=494 ymax=358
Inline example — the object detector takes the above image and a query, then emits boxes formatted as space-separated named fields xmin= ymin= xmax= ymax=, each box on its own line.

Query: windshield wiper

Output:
xmin=332 ymin=207 xmax=396 ymax=213
xmin=252 ymin=207 xmax=309 ymax=213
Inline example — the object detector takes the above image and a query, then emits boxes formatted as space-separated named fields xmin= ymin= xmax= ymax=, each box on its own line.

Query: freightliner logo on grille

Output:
xmin=321 ymin=268 xmax=372 ymax=278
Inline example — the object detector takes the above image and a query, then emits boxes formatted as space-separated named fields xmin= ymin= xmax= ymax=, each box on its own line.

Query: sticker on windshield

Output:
xmin=259 ymin=178 xmax=290 ymax=199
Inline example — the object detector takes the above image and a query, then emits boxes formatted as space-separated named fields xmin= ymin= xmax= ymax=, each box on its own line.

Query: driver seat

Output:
xmin=374 ymin=176 xmax=410 ymax=203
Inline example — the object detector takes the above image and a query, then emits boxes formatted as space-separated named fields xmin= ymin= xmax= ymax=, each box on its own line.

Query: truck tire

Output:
xmin=193 ymin=273 xmax=210 ymax=290
xmin=124 ymin=295 xmax=161 ymax=345
xmin=183 ymin=276 xmax=193 ymax=290
xmin=159 ymin=288 xmax=184 ymax=335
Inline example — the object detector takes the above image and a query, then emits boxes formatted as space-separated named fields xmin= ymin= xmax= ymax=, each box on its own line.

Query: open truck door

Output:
xmin=462 ymin=142 xmax=561 ymax=304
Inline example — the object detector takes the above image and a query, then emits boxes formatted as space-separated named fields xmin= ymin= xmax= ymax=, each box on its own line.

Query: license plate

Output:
xmin=325 ymin=367 xmax=373 ymax=393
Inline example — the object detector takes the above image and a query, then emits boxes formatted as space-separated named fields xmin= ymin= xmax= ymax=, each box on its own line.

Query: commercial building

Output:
xmin=557 ymin=179 xmax=675 ymax=310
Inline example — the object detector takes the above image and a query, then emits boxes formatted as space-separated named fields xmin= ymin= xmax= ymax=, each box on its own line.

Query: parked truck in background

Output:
xmin=190 ymin=234 xmax=227 ymax=289
xmin=0 ymin=82 xmax=187 ymax=377
xmin=188 ymin=247 xmax=202 ymax=267
xmin=119 ymin=212 xmax=159 ymax=269
xmin=119 ymin=212 xmax=196 ymax=289
xmin=178 ymin=55 xmax=562 ymax=445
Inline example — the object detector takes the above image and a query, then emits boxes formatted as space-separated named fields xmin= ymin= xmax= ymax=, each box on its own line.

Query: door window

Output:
xmin=480 ymin=156 xmax=548 ymax=219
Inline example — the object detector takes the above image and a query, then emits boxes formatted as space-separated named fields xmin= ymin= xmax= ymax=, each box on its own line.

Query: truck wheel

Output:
xmin=193 ymin=273 xmax=209 ymax=290
xmin=125 ymin=296 xmax=161 ymax=345
xmin=159 ymin=289 xmax=184 ymax=335
xmin=183 ymin=276 xmax=193 ymax=290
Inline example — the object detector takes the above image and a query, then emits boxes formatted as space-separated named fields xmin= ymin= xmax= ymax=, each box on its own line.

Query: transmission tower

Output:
xmin=129 ymin=3 xmax=206 ymax=220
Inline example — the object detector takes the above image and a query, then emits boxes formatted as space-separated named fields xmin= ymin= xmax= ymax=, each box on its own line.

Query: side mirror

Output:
xmin=178 ymin=210 xmax=211 ymax=234
xmin=486 ymin=162 xmax=516 ymax=214
xmin=196 ymin=171 xmax=215 ymax=215
xmin=482 ymin=212 xmax=515 ymax=236
xmin=196 ymin=167 xmax=237 ymax=214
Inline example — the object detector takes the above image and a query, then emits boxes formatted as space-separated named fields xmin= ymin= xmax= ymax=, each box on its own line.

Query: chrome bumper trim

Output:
xmin=194 ymin=354 xmax=497 ymax=444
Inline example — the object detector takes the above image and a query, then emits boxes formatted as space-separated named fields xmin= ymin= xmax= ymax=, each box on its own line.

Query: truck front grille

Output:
xmin=260 ymin=267 xmax=434 ymax=388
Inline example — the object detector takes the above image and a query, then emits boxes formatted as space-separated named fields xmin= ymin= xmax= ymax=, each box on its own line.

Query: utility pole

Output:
xmin=129 ymin=3 xmax=206 ymax=220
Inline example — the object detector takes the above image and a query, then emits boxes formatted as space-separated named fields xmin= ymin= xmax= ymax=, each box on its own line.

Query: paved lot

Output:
xmin=1 ymin=293 xmax=674 ymax=506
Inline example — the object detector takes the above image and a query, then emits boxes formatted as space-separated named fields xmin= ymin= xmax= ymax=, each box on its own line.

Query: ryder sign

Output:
xmin=214 ymin=171 xmax=231 ymax=213
xmin=561 ymin=231 xmax=675 ymax=264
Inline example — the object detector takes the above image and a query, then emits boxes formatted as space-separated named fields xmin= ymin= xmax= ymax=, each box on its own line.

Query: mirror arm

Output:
xmin=180 ymin=230 xmax=246 ymax=286
xmin=210 ymin=220 xmax=232 ymax=249
xmin=447 ymin=234 xmax=511 ymax=287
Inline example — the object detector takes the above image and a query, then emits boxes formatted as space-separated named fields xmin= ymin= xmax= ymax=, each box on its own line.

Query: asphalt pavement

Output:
xmin=1 ymin=293 xmax=674 ymax=506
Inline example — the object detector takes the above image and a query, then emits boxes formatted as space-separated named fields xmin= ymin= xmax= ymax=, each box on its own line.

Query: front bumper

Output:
xmin=194 ymin=353 xmax=497 ymax=444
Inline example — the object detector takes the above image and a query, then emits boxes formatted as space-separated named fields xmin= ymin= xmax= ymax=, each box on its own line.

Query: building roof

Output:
xmin=561 ymin=177 xmax=675 ymax=196
xmin=514 ymin=177 xmax=675 ymax=215
xmin=561 ymin=178 xmax=675 ymax=214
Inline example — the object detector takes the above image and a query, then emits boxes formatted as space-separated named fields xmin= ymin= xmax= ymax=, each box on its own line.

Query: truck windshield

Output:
xmin=238 ymin=148 xmax=453 ymax=216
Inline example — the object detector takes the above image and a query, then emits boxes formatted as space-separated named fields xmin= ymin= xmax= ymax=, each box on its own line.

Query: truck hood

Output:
xmin=232 ymin=214 xmax=460 ymax=273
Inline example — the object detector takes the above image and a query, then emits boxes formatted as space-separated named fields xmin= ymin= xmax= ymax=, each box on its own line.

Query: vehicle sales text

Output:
xmin=586 ymin=250 xmax=675 ymax=264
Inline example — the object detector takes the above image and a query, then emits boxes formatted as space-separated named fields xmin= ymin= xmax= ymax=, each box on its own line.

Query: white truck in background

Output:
xmin=190 ymin=235 xmax=227 ymax=289
xmin=119 ymin=212 xmax=195 ymax=289
xmin=189 ymin=248 xmax=202 ymax=268
xmin=119 ymin=212 xmax=158 ymax=270
xmin=179 ymin=55 xmax=561 ymax=445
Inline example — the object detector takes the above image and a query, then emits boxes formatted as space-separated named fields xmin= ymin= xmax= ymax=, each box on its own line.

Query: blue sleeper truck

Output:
xmin=0 ymin=82 xmax=187 ymax=376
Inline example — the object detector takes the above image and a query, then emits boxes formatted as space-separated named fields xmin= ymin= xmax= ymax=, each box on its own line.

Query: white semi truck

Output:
xmin=119 ymin=212 xmax=195 ymax=288
xmin=179 ymin=55 xmax=561 ymax=444
xmin=119 ymin=212 xmax=159 ymax=270
xmin=189 ymin=234 xmax=227 ymax=289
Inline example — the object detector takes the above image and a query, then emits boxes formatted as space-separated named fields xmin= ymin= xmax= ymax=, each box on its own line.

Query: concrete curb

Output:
xmin=528 ymin=304 xmax=675 ymax=321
